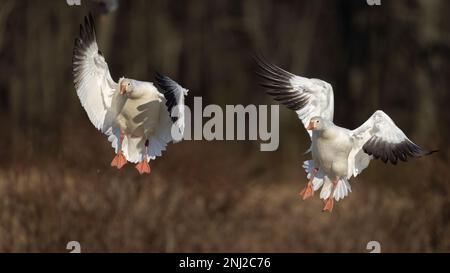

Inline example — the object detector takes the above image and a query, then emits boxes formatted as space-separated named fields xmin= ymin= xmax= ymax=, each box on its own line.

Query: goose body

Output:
xmin=72 ymin=15 xmax=188 ymax=174
xmin=115 ymin=80 xmax=165 ymax=138
xmin=312 ymin=126 xmax=353 ymax=179
xmin=255 ymin=55 xmax=436 ymax=211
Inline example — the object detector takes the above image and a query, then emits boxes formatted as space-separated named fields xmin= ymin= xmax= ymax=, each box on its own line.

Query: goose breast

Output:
xmin=115 ymin=89 xmax=163 ymax=138
xmin=314 ymin=128 xmax=353 ymax=178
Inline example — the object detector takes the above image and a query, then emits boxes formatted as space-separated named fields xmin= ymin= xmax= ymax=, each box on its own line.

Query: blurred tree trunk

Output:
xmin=413 ymin=0 xmax=441 ymax=141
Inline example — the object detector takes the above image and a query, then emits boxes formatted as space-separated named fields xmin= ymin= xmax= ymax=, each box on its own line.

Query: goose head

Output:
xmin=307 ymin=116 xmax=328 ymax=131
xmin=119 ymin=78 xmax=134 ymax=95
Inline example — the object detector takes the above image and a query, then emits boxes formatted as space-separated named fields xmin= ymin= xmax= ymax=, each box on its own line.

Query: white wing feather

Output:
xmin=72 ymin=14 xmax=120 ymax=133
xmin=347 ymin=110 xmax=433 ymax=178
xmin=255 ymin=55 xmax=334 ymax=138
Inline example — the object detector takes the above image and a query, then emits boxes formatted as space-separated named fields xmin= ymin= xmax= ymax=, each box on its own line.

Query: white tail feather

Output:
xmin=302 ymin=160 xmax=352 ymax=201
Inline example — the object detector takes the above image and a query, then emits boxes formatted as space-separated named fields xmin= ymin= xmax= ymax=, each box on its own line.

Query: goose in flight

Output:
xmin=255 ymin=55 xmax=437 ymax=212
xmin=72 ymin=15 xmax=188 ymax=174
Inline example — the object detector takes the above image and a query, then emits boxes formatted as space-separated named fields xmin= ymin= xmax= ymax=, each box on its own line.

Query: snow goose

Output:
xmin=255 ymin=55 xmax=437 ymax=212
xmin=72 ymin=14 xmax=188 ymax=174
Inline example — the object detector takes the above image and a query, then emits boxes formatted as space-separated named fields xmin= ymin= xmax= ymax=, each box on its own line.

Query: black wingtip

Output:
xmin=154 ymin=72 xmax=176 ymax=93
xmin=89 ymin=12 xmax=94 ymax=24
xmin=154 ymin=71 xmax=164 ymax=81
xmin=251 ymin=50 xmax=268 ymax=63
xmin=251 ymin=52 xmax=263 ymax=64
xmin=74 ymin=13 xmax=100 ymax=54
xmin=78 ymin=13 xmax=96 ymax=43
xmin=363 ymin=137 xmax=439 ymax=165
xmin=72 ymin=13 xmax=99 ymax=89
xmin=89 ymin=13 xmax=96 ymax=34
xmin=154 ymin=72 xmax=182 ymax=123
xmin=252 ymin=52 xmax=272 ymax=72
xmin=423 ymin=149 xmax=439 ymax=156
xmin=251 ymin=52 xmax=311 ymax=112
xmin=79 ymin=24 xmax=84 ymax=38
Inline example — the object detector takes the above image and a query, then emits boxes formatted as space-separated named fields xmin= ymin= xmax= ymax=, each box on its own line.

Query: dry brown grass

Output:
xmin=0 ymin=121 xmax=449 ymax=253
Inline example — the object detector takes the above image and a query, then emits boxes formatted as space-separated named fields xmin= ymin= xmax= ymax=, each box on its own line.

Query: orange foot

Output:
xmin=299 ymin=182 xmax=314 ymax=200
xmin=135 ymin=159 xmax=151 ymax=175
xmin=111 ymin=152 xmax=127 ymax=169
xmin=323 ymin=197 xmax=334 ymax=212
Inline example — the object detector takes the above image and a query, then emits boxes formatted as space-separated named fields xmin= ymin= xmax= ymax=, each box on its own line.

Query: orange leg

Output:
xmin=135 ymin=139 xmax=151 ymax=175
xmin=111 ymin=132 xmax=127 ymax=169
xmin=323 ymin=179 xmax=338 ymax=212
xmin=299 ymin=168 xmax=318 ymax=200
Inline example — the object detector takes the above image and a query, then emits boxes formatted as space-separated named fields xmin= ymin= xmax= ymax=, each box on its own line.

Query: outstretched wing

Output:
xmin=154 ymin=73 xmax=189 ymax=141
xmin=254 ymin=54 xmax=334 ymax=138
xmin=347 ymin=110 xmax=437 ymax=178
xmin=72 ymin=14 xmax=118 ymax=133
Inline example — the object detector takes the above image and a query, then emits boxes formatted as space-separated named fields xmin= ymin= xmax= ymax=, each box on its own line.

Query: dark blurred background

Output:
xmin=0 ymin=0 xmax=449 ymax=252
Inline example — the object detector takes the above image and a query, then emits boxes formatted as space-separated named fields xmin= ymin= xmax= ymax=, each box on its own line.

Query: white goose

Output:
xmin=255 ymin=55 xmax=437 ymax=212
xmin=72 ymin=15 xmax=188 ymax=174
